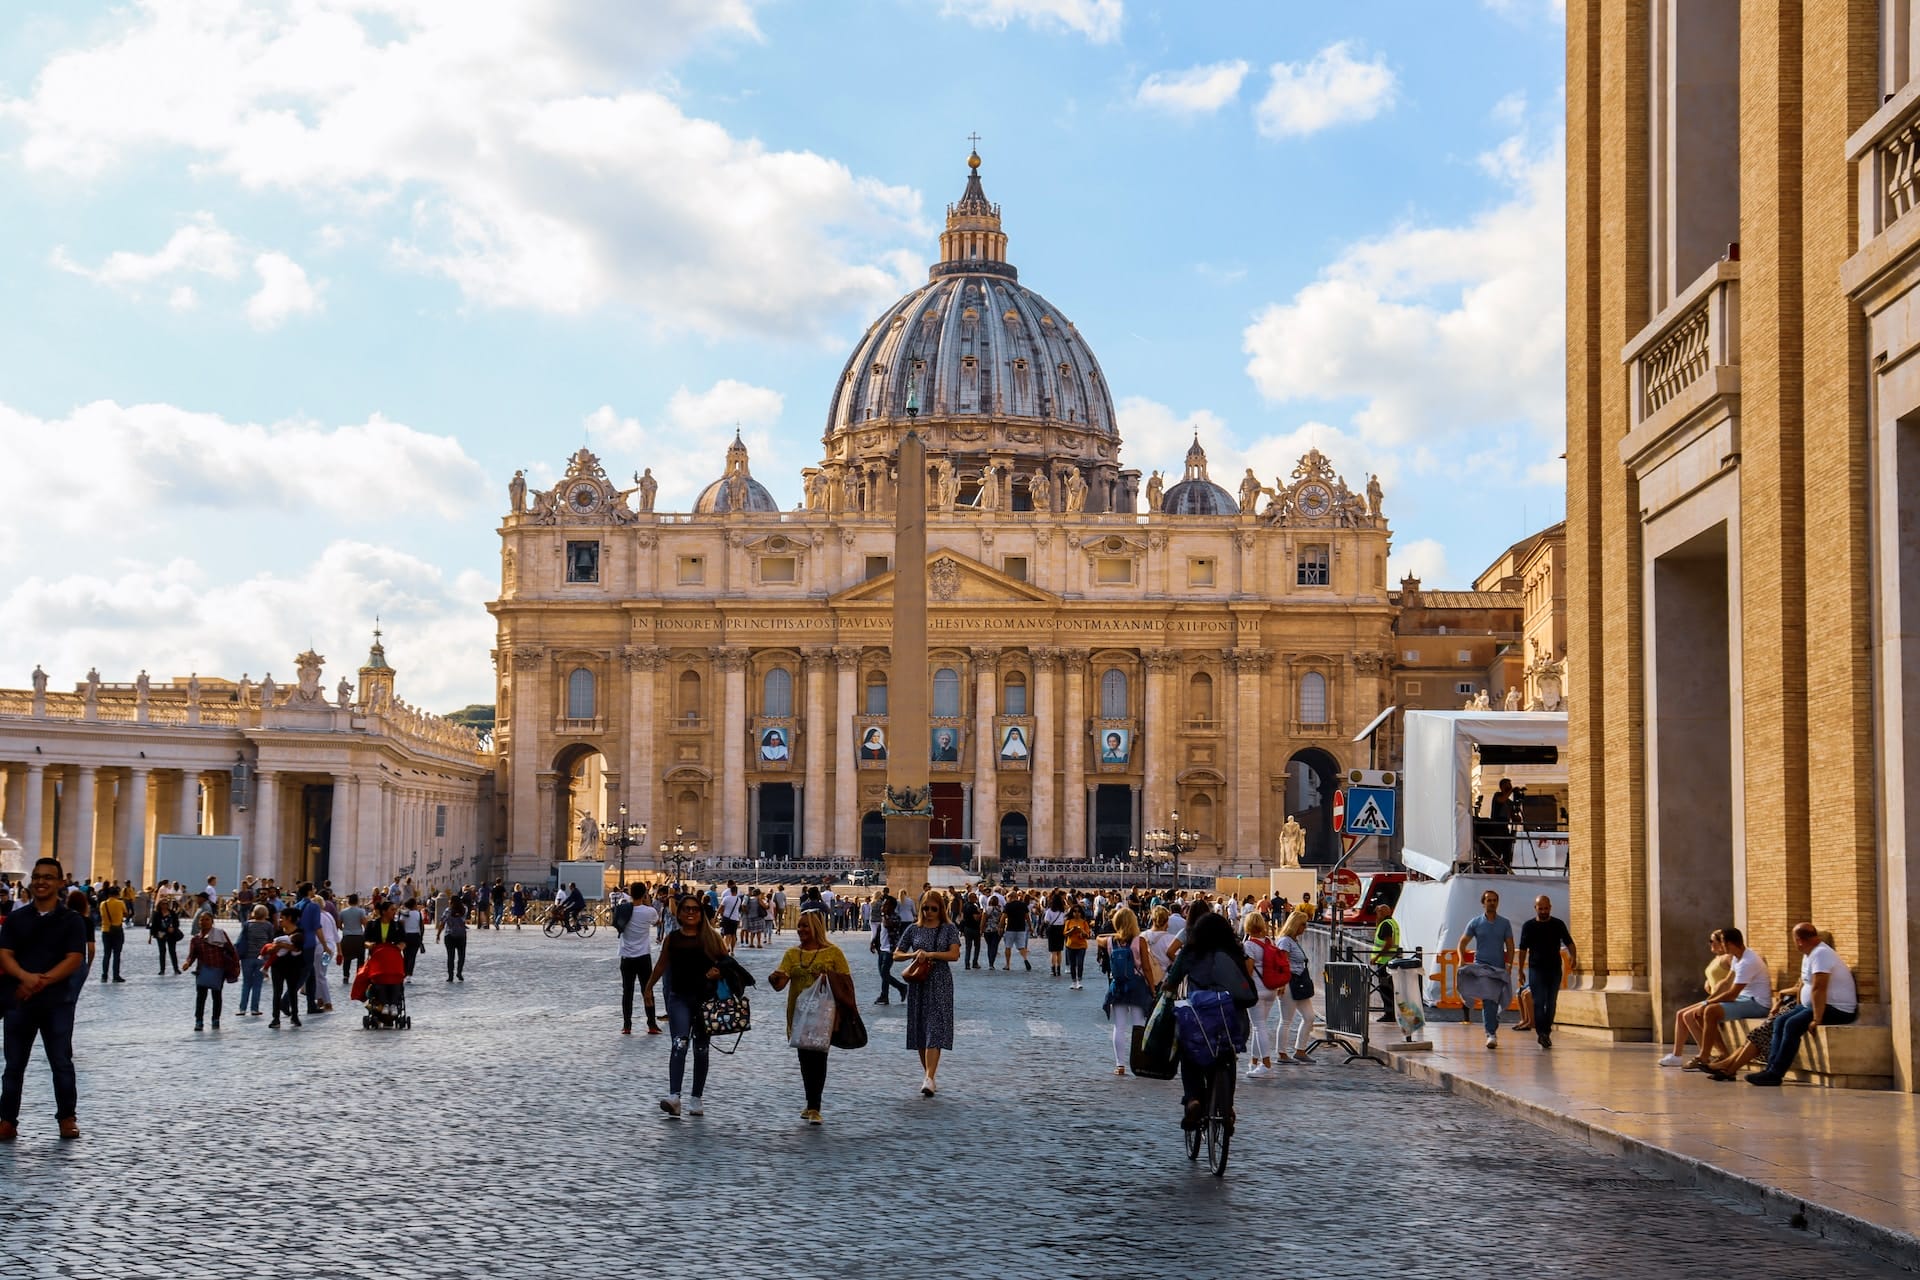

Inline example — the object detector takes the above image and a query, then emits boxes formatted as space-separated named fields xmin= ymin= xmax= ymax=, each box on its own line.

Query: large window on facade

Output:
xmin=1100 ymin=668 xmax=1128 ymax=718
xmin=1297 ymin=545 xmax=1330 ymax=586
xmin=676 ymin=670 xmax=702 ymax=723
xmin=567 ymin=667 xmax=597 ymax=719
xmin=1186 ymin=671 xmax=1214 ymax=722
xmin=1003 ymin=672 xmax=1028 ymax=716
xmin=1298 ymin=672 xmax=1327 ymax=725
xmin=933 ymin=667 xmax=961 ymax=718
xmin=762 ymin=667 xmax=793 ymax=717
xmin=865 ymin=672 xmax=889 ymax=715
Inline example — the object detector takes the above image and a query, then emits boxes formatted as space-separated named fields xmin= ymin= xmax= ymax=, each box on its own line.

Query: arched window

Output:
xmin=933 ymin=667 xmax=961 ymax=718
xmin=1190 ymin=793 xmax=1215 ymax=837
xmin=864 ymin=672 xmax=889 ymax=715
xmin=1186 ymin=671 xmax=1214 ymax=722
xmin=1100 ymin=668 xmax=1128 ymax=718
xmin=676 ymin=670 xmax=702 ymax=723
xmin=1003 ymin=671 xmax=1028 ymax=716
xmin=762 ymin=667 xmax=793 ymax=718
xmin=675 ymin=790 xmax=701 ymax=835
xmin=567 ymin=668 xmax=596 ymax=720
xmin=1298 ymin=672 xmax=1327 ymax=725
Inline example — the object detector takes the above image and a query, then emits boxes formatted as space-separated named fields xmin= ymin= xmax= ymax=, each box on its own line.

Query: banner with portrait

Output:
xmin=1097 ymin=727 xmax=1131 ymax=765
xmin=998 ymin=723 xmax=1032 ymax=763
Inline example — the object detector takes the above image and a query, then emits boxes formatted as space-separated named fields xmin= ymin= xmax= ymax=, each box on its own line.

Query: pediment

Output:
xmin=830 ymin=551 xmax=1058 ymax=607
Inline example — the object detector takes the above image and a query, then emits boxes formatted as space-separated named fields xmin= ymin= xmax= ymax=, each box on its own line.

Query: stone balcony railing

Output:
xmin=1848 ymin=76 xmax=1920 ymax=247
xmin=1624 ymin=259 xmax=1740 ymax=431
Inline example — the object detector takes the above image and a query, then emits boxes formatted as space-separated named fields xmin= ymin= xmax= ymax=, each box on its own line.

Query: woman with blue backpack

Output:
xmin=1099 ymin=907 xmax=1157 ymax=1075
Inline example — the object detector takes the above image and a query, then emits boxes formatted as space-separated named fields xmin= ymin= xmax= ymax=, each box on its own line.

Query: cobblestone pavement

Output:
xmin=0 ymin=927 xmax=1907 ymax=1279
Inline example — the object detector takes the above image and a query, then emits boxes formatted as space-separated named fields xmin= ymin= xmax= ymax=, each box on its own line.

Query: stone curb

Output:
xmin=1377 ymin=1046 xmax=1920 ymax=1273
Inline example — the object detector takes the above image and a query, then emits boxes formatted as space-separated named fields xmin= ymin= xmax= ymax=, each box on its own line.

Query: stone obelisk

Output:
xmin=884 ymin=430 xmax=933 ymax=896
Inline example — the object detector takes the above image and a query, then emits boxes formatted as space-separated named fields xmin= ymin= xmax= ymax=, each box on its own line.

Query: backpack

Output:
xmin=1174 ymin=989 xmax=1250 ymax=1067
xmin=613 ymin=901 xmax=634 ymax=935
xmin=1105 ymin=938 xmax=1153 ymax=1011
xmin=1253 ymin=937 xmax=1291 ymax=991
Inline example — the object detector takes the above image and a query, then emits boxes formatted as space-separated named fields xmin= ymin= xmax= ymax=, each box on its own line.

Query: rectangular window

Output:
xmin=1296 ymin=545 xmax=1330 ymax=586
xmin=1402 ymin=649 xmax=1419 ymax=662
xmin=1457 ymin=650 xmax=1472 ymax=663
xmin=1003 ymin=683 xmax=1028 ymax=715
xmin=1002 ymin=555 xmax=1028 ymax=582
xmin=865 ymin=555 xmax=890 ymax=580
xmin=1457 ymin=682 xmax=1474 ymax=696
xmin=760 ymin=556 xmax=797 ymax=583
xmin=1095 ymin=556 xmax=1132 ymax=584
xmin=1187 ymin=557 xmax=1215 ymax=586
xmin=677 ymin=555 xmax=705 ymax=585
xmin=565 ymin=540 xmax=600 ymax=584
xmin=434 ymin=805 xmax=448 ymax=838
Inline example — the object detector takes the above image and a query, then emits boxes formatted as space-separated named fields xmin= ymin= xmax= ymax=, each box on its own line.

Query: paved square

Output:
xmin=0 ymin=927 xmax=1904 ymax=1278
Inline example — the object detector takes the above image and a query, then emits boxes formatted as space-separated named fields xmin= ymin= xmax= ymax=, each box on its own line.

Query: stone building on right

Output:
xmin=1568 ymin=1 xmax=1917 ymax=1089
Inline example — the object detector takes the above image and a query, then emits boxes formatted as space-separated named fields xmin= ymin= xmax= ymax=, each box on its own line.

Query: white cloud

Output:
xmin=584 ymin=378 xmax=793 ymax=511
xmin=1136 ymin=60 xmax=1248 ymax=116
xmin=940 ymin=0 xmax=1122 ymax=42
xmin=1389 ymin=538 xmax=1450 ymax=586
xmin=0 ymin=543 xmax=495 ymax=712
xmin=245 ymin=251 xmax=322 ymax=329
xmin=1242 ymin=129 xmax=1564 ymax=449
xmin=4 ymin=2 xmax=925 ymax=337
xmin=1254 ymin=42 xmax=1397 ymax=139
xmin=0 ymin=398 xmax=487 ymax=565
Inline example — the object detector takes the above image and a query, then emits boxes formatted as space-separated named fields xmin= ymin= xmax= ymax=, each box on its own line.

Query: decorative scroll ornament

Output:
xmin=881 ymin=784 xmax=934 ymax=817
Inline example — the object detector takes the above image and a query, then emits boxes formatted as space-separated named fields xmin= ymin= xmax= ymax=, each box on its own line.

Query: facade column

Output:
xmin=625 ymin=645 xmax=662 ymax=835
xmin=67 ymin=765 xmax=98 ymax=880
xmin=18 ymin=763 xmax=44 ymax=869
xmin=793 ymin=784 xmax=805 ymax=859
xmin=1143 ymin=651 xmax=1176 ymax=835
xmin=535 ymin=775 xmax=558 ymax=863
xmin=173 ymin=769 xmax=200 ymax=836
xmin=330 ymin=776 xmax=353 ymax=888
xmin=1232 ymin=650 xmax=1266 ymax=859
xmin=833 ymin=647 xmax=860 ymax=857
xmin=249 ymin=770 xmax=276 ymax=881
xmin=1129 ymin=783 xmax=1141 ymax=852
xmin=802 ymin=648 xmax=829 ymax=860
xmin=748 ymin=782 xmax=761 ymax=859
xmin=970 ymin=647 xmax=997 ymax=865
xmin=1032 ymin=650 xmax=1058 ymax=859
xmin=1062 ymin=649 xmax=1089 ymax=858
xmin=716 ymin=647 xmax=749 ymax=857
xmin=509 ymin=651 xmax=544 ymax=857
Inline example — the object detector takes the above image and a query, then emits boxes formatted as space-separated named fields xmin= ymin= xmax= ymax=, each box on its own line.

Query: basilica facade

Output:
xmin=491 ymin=154 xmax=1396 ymax=872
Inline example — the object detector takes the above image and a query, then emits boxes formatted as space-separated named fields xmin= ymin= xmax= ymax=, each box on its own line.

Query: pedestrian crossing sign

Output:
xmin=1345 ymin=786 xmax=1396 ymax=837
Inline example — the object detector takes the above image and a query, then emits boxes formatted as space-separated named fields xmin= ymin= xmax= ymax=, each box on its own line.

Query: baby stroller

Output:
xmin=351 ymin=935 xmax=411 ymax=1030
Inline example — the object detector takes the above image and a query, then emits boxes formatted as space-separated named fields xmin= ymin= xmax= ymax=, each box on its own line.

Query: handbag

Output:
xmin=788 ymin=976 xmax=837 ymax=1052
xmin=700 ymin=980 xmax=752 ymax=1043
xmin=900 ymin=925 xmax=936 ymax=983
xmin=1285 ymin=938 xmax=1315 ymax=1000
xmin=830 ymin=996 xmax=868 ymax=1050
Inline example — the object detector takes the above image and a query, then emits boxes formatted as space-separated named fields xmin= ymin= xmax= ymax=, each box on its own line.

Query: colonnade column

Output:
xmin=120 ymin=767 xmax=149 ymax=884
xmin=19 ymin=763 xmax=45 ymax=868
xmin=67 ymin=765 xmax=98 ymax=880
xmin=1031 ymin=650 xmax=1057 ymax=858
xmin=716 ymin=647 xmax=749 ymax=857
xmin=802 ymin=648 xmax=829 ymax=860
xmin=1232 ymin=650 xmax=1266 ymax=860
xmin=833 ymin=647 xmax=860 ymax=857
xmin=249 ymin=770 xmax=276 ymax=881
xmin=970 ymin=648 xmax=997 ymax=864
xmin=1143 ymin=651 xmax=1176 ymax=835
xmin=1062 ymin=649 xmax=1088 ymax=859
xmin=173 ymin=770 xmax=200 ymax=836
xmin=330 ymin=776 xmax=353 ymax=889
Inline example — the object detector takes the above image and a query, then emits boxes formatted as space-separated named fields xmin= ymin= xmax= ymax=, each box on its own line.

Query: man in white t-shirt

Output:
xmin=1750 ymin=922 xmax=1859 ymax=1085
xmin=718 ymin=880 xmax=743 ymax=953
xmin=615 ymin=882 xmax=661 ymax=1035
xmin=1686 ymin=927 xmax=1771 ymax=1070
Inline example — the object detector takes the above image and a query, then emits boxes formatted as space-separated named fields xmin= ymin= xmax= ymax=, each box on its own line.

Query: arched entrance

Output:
xmin=1285 ymin=747 xmax=1341 ymax=865
xmin=860 ymin=811 xmax=886 ymax=861
xmin=552 ymin=743 xmax=611 ymax=863
xmin=998 ymin=812 xmax=1029 ymax=861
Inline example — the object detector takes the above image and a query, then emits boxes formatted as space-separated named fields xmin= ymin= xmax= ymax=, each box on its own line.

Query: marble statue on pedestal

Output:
xmin=1145 ymin=470 xmax=1165 ymax=512
xmin=1238 ymin=468 xmax=1263 ymax=514
xmin=1503 ymin=686 xmax=1521 ymax=711
xmin=1366 ymin=473 xmax=1384 ymax=520
xmin=1279 ymin=815 xmax=1306 ymax=867
xmin=31 ymin=665 xmax=47 ymax=696
xmin=509 ymin=469 xmax=527 ymax=514
xmin=1062 ymin=467 xmax=1087 ymax=514
xmin=635 ymin=467 xmax=657 ymax=513
xmin=337 ymin=678 xmax=353 ymax=708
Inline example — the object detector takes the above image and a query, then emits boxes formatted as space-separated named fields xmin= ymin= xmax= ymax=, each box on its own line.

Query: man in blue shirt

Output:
xmin=297 ymin=883 xmax=326 ymax=1013
xmin=1456 ymin=890 xmax=1515 ymax=1048
xmin=0 ymin=858 xmax=89 ymax=1141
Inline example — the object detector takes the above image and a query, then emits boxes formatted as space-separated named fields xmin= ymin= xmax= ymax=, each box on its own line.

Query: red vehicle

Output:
xmin=1316 ymin=871 xmax=1411 ymax=927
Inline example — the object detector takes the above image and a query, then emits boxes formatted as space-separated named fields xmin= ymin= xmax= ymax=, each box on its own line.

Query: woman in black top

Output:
xmin=644 ymin=895 xmax=727 ymax=1117
xmin=1160 ymin=911 xmax=1255 ymax=1130
xmin=150 ymin=896 xmax=182 ymax=975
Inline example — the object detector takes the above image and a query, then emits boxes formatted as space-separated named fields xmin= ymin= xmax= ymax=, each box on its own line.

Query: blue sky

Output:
xmin=0 ymin=0 xmax=1568 ymax=710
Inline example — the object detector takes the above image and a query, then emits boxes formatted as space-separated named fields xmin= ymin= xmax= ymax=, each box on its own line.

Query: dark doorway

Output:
xmin=1094 ymin=784 xmax=1132 ymax=861
xmin=930 ymin=781 xmax=966 ymax=864
xmin=757 ymin=783 xmax=795 ymax=860
xmin=300 ymin=783 xmax=334 ymax=884
xmin=999 ymin=812 xmax=1029 ymax=861
xmin=860 ymin=811 xmax=885 ymax=861
xmin=1285 ymin=748 xmax=1340 ymax=865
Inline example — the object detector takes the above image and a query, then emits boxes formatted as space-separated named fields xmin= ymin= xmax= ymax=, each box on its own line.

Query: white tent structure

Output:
xmin=1400 ymin=711 xmax=1568 ymax=880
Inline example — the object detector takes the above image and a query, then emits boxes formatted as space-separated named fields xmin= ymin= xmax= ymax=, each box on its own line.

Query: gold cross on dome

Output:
xmin=968 ymin=131 xmax=982 ymax=151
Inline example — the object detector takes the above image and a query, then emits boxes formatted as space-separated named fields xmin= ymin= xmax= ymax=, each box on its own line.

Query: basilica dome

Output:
xmin=825 ymin=153 xmax=1117 ymax=441
xmin=1160 ymin=437 xmax=1238 ymax=516
xmin=692 ymin=432 xmax=781 ymax=514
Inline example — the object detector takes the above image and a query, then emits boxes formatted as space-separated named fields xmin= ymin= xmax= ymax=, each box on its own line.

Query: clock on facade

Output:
xmin=567 ymin=482 xmax=600 ymax=513
xmin=1296 ymin=482 xmax=1333 ymax=519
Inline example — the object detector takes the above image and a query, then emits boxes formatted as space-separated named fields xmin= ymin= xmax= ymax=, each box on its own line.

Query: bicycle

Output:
xmin=543 ymin=911 xmax=596 ymax=940
xmin=1183 ymin=1053 xmax=1236 ymax=1176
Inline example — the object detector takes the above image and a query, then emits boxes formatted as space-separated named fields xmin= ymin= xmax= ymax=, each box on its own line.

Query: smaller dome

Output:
xmin=692 ymin=431 xmax=781 ymax=514
xmin=1161 ymin=477 xmax=1238 ymax=516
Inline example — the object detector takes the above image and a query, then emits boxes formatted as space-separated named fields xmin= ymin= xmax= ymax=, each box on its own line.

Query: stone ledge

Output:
xmin=1549 ymin=989 xmax=1655 ymax=1041
xmin=1724 ymin=1019 xmax=1895 ymax=1090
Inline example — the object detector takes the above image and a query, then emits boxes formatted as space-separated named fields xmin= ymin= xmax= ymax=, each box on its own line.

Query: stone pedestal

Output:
xmin=885 ymin=847 xmax=932 ymax=898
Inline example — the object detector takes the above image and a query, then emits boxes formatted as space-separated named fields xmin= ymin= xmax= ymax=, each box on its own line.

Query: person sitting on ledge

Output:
xmin=1661 ymin=928 xmax=1770 ymax=1070
xmin=1704 ymin=926 xmax=1857 ymax=1085
xmin=1659 ymin=930 xmax=1731 ymax=1067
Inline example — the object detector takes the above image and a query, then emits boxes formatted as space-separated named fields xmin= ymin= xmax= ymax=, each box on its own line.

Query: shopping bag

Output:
xmin=1129 ymin=1023 xmax=1179 ymax=1080
xmin=1139 ymin=990 xmax=1177 ymax=1062
xmin=788 ymin=976 xmax=836 ymax=1052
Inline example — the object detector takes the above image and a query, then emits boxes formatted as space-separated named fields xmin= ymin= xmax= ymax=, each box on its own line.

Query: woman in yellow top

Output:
xmin=768 ymin=909 xmax=855 ymax=1124
xmin=1062 ymin=905 xmax=1093 ymax=990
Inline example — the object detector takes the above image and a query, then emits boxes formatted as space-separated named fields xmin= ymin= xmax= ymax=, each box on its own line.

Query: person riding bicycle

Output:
xmin=1158 ymin=911 xmax=1257 ymax=1133
xmin=562 ymin=883 xmax=587 ymax=932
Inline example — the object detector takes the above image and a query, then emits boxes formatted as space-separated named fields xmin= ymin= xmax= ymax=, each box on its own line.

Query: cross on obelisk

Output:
xmin=884 ymin=431 xmax=933 ymax=896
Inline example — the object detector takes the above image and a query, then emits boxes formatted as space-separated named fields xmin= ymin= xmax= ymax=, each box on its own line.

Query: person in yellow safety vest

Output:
xmin=1369 ymin=901 xmax=1401 ymax=1023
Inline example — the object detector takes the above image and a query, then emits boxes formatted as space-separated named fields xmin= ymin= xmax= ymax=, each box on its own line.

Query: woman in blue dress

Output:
xmin=894 ymin=889 xmax=962 ymax=1097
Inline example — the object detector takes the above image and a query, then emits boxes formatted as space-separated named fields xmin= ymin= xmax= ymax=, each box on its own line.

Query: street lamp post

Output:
xmin=657 ymin=825 xmax=700 ymax=894
xmin=1143 ymin=807 xmax=1199 ymax=895
xmin=602 ymin=804 xmax=647 ymax=890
